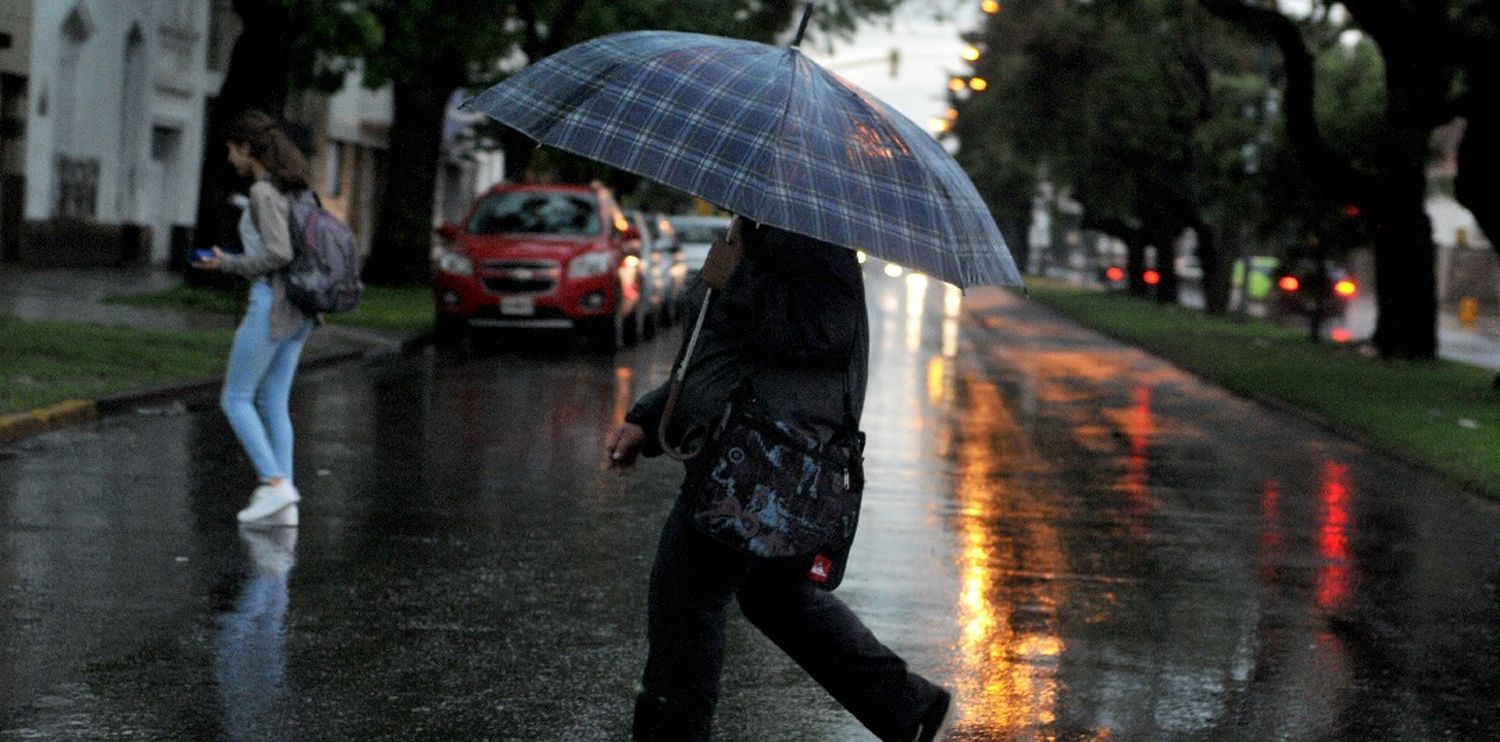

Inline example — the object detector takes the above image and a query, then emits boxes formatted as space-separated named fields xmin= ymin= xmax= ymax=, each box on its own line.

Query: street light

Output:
xmin=982 ymin=0 xmax=1000 ymax=14
xmin=948 ymin=77 xmax=967 ymax=92
xmin=961 ymin=45 xmax=982 ymax=62
xmin=968 ymin=76 xmax=989 ymax=91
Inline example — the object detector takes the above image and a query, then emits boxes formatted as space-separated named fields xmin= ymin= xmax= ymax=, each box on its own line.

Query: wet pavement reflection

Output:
xmin=3 ymin=268 xmax=1499 ymax=740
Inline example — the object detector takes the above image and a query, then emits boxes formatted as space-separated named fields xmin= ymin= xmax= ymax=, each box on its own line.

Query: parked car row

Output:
xmin=431 ymin=181 xmax=723 ymax=351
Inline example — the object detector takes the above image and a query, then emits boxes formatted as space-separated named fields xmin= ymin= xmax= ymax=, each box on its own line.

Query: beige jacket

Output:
xmin=219 ymin=180 xmax=313 ymax=340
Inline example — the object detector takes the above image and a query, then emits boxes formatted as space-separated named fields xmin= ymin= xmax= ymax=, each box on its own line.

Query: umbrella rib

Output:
xmin=752 ymin=49 xmax=804 ymax=226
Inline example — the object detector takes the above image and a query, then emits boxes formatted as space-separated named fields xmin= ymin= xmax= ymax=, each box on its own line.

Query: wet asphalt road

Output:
xmin=3 ymin=269 xmax=1499 ymax=741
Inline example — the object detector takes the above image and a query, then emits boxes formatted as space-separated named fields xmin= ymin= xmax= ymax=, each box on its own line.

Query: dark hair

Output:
xmin=225 ymin=110 xmax=310 ymax=192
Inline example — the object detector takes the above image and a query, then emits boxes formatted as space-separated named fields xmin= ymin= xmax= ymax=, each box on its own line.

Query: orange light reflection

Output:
xmin=612 ymin=367 xmax=633 ymax=426
xmin=953 ymin=369 xmax=1064 ymax=732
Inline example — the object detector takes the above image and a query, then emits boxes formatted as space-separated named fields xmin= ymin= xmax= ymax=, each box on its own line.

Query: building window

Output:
xmin=324 ymin=142 xmax=343 ymax=197
xmin=151 ymin=126 xmax=182 ymax=162
xmin=55 ymin=155 xmax=99 ymax=219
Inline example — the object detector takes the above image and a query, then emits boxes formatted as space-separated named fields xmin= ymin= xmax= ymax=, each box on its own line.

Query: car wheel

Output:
xmin=588 ymin=291 xmax=629 ymax=352
xmin=636 ymin=304 xmax=655 ymax=342
xmin=434 ymin=313 xmax=467 ymax=346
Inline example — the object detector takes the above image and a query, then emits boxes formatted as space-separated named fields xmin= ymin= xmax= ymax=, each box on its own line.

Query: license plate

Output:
xmin=500 ymin=296 xmax=535 ymax=316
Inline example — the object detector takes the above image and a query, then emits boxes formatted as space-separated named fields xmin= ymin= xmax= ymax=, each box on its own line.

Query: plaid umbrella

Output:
xmin=466 ymin=30 xmax=1021 ymax=288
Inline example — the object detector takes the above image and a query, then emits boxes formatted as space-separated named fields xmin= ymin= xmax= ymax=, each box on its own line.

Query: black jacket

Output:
xmin=626 ymin=223 xmax=868 ymax=457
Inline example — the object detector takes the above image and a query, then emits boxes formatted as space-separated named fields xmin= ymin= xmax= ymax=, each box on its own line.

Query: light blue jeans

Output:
xmin=220 ymin=280 xmax=313 ymax=483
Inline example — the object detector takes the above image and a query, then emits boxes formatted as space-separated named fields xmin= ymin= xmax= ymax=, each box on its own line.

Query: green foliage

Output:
xmin=0 ymin=318 xmax=232 ymax=416
xmin=335 ymin=0 xmax=911 ymax=91
xmin=954 ymin=1 xmax=1396 ymax=278
xmin=111 ymin=284 xmax=436 ymax=335
xmin=1313 ymin=39 xmax=1389 ymax=176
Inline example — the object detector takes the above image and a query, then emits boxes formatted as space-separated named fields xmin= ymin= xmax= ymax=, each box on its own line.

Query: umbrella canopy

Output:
xmin=466 ymin=30 xmax=1021 ymax=288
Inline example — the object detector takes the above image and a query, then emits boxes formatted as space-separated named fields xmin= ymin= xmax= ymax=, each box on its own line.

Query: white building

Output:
xmin=0 ymin=0 xmax=503 ymax=268
xmin=0 ymin=0 xmax=211 ymax=266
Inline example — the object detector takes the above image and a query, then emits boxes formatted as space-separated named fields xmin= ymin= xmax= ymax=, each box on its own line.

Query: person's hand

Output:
xmin=604 ymin=422 xmax=646 ymax=470
xmin=700 ymin=217 xmax=744 ymax=290
xmin=192 ymin=246 xmax=227 ymax=271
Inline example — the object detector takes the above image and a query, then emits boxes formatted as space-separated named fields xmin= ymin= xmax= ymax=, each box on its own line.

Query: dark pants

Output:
xmin=633 ymin=495 xmax=944 ymax=741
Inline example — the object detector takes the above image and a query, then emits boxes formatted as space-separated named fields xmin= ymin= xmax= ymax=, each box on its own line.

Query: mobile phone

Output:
xmin=191 ymin=248 xmax=216 ymax=264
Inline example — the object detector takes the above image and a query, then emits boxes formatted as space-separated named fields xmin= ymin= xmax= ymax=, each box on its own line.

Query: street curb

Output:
xmin=982 ymin=290 xmax=1498 ymax=502
xmin=3 ymin=330 xmax=436 ymax=445
xmin=0 ymin=400 xmax=98 ymax=443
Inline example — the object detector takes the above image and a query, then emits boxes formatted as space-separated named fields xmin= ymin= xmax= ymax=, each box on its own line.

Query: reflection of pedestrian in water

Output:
xmin=215 ymin=527 xmax=295 ymax=741
xmin=605 ymin=220 xmax=952 ymax=741
xmin=192 ymin=111 xmax=316 ymax=526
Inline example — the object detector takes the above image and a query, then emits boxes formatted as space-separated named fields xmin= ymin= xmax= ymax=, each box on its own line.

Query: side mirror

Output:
xmin=436 ymin=223 xmax=460 ymax=242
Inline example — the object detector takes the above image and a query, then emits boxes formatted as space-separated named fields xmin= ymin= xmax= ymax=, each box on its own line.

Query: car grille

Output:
xmin=480 ymin=260 xmax=561 ymax=295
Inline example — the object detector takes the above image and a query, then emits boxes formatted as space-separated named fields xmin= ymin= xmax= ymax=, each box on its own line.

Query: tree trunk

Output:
xmin=999 ymin=214 xmax=1031 ymax=277
xmin=1150 ymin=229 xmax=1180 ymax=305
xmin=1125 ymin=235 xmax=1149 ymax=297
xmin=364 ymin=75 xmax=459 ymax=286
xmin=189 ymin=0 xmax=296 ymax=282
xmin=1195 ymin=221 xmax=1230 ymax=315
xmin=1369 ymin=165 xmax=1438 ymax=359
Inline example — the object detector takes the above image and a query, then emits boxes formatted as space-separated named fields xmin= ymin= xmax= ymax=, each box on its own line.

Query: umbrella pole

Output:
xmin=658 ymin=287 xmax=715 ymax=461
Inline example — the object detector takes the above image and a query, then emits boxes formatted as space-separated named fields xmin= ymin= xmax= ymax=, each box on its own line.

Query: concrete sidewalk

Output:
xmin=0 ymin=266 xmax=425 ymax=441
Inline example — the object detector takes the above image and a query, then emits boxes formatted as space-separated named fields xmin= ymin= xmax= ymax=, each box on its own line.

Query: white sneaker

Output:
xmin=243 ymin=503 xmax=299 ymax=529
xmin=237 ymin=481 xmax=301 ymax=523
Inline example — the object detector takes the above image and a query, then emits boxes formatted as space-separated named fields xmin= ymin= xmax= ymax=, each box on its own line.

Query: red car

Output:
xmin=432 ymin=183 xmax=648 ymax=349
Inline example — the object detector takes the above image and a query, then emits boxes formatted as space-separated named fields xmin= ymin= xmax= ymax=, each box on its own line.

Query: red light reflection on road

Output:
xmin=1257 ymin=479 xmax=1284 ymax=587
xmin=1123 ymin=386 xmax=1154 ymax=525
xmin=1316 ymin=461 xmax=1352 ymax=610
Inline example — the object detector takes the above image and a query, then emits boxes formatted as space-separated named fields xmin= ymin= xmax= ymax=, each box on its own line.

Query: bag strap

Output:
xmin=658 ymin=221 xmax=863 ymax=460
xmin=658 ymin=287 xmax=715 ymax=461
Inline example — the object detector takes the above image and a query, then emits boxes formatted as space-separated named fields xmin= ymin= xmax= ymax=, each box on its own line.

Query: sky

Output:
xmin=796 ymin=1 xmax=1339 ymax=133
xmin=801 ymin=4 xmax=985 ymax=133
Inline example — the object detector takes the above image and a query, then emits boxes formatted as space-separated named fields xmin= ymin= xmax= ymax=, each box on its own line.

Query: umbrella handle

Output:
xmin=658 ymin=287 xmax=715 ymax=461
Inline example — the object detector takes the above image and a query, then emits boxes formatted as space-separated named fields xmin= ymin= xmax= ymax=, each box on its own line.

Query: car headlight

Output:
xmin=436 ymin=249 xmax=473 ymax=276
xmin=568 ymin=251 xmax=613 ymax=279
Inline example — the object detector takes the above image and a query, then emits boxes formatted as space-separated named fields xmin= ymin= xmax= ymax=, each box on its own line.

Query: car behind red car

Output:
xmin=432 ymin=183 xmax=648 ymax=349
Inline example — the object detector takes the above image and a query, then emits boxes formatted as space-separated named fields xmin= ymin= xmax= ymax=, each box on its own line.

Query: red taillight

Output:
xmin=1334 ymin=279 xmax=1356 ymax=297
xmin=1278 ymin=276 xmax=1300 ymax=293
xmin=1106 ymin=266 xmax=1125 ymax=282
xmin=1143 ymin=270 xmax=1161 ymax=286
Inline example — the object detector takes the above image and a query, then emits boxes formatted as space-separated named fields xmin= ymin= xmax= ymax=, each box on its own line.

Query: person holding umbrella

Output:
xmin=466 ymin=5 xmax=1022 ymax=739
xmin=605 ymin=217 xmax=953 ymax=740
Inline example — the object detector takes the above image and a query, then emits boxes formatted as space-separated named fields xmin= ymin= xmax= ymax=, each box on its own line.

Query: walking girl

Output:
xmin=192 ymin=110 xmax=316 ymax=526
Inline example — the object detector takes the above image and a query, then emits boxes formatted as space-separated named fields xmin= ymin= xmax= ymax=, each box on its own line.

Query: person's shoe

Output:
xmin=911 ymin=688 xmax=953 ymax=742
xmin=242 ymin=503 xmax=299 ymax=528
xmin=236 ymin=481 xmax=300 ymax=523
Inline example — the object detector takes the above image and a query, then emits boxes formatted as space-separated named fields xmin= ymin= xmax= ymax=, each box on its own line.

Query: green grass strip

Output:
xmin=109 ymin=283 xmax=434 ymax=335
xmin=1021 ymin=279 xmax=1500 ymax=500
xmin=0 ymin=317 xmax=232 ymax=416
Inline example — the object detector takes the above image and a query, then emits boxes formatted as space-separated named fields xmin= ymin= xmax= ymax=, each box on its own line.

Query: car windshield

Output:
xmin=673 ymin=222 xmax=729 ymax=244
xmin=468 ymin=192 xmax=600 ymax=236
